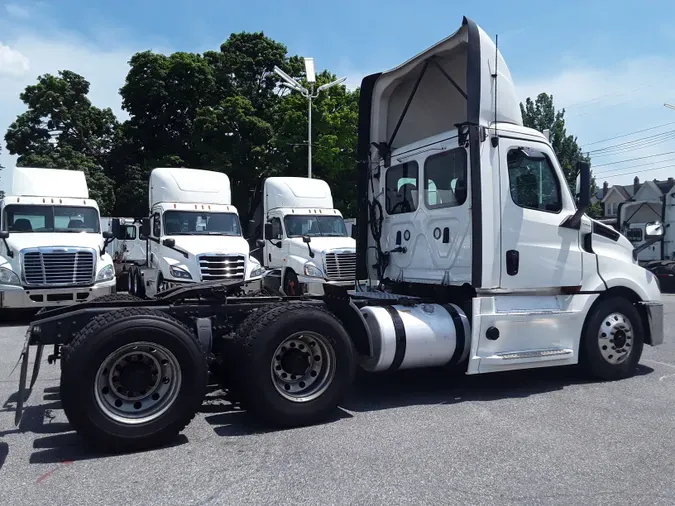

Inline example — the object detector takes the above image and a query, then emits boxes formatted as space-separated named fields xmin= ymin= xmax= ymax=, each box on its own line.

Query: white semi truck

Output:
xmin=15 ymin=17 xmax=663 ymax=453
xmin=251 ymin=176 xmax=356 ymax=295
xmin=127 ymin=167 xmax=264 ymax=298
xmin=617 ymin=198 xmax=675 ymax=290
xmin=0 ymin=166 xmax=116 ymax=308
xmin=101 ymin=216 xmax=147 ymax=290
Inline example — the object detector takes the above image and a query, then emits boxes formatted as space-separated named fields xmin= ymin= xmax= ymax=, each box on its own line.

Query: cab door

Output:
xmin=499 ymin=141 xmax=582 ymax=289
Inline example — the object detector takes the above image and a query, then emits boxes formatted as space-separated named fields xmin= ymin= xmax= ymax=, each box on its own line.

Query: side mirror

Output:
xmin=351 ymin=224 xmax=358 ymax=239
xmin=141 ymin=218 xmax=151 ymax=238
xmin=0 ymin=231 xmax=9 ymax=239
xmin=645 ymin=221 xmax=665 ymax=239
xmin=302 ymin=235 xmax=312 ymax=244
xmin=256 ymin=238 xmax=265 ymax=248
xmin=111 ymin=218 xmax=121 ymax=239
xmin=163 ymin=238 xmax=176 ymax=248
xmin=248 ymin=219 xmax=256 ymax=238
xmin=575 ymin=161 xmax=591 ymax=211
xmin=102 ymin=230 xmax=114 ymax=240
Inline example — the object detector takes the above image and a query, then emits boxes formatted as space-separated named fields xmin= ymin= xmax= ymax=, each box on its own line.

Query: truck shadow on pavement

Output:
xmin=0 ymin=363 xmax=655 ymax=466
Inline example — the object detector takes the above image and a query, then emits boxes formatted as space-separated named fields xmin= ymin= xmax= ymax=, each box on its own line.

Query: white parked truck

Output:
xmin=15 ymin=17 xmax=663 ymax=454
xmin=251 ymin=176 xmax=356 ymax=295
xmin=0 ymin=166 xmax=116 ymax=308
xmin=127 ymin=167 xmax=264 ymax=298
xmin=101 ymin=216 xmax=147 ymax=290
xmin=617 ymin=198 xmax=675 ymax=290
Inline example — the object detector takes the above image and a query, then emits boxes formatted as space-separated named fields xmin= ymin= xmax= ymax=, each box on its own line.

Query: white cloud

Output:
xmin=516 ymin=56 xmax=675 ymax=187
xmin=0 ymin=43 xmax=30 ymax=77
xmin=5 ymin=3 xmax=30 ymax=19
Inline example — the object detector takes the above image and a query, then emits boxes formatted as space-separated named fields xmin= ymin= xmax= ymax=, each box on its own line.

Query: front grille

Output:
xmin=198 ymin=254 xmax=245 ymax=281
xmin=22 ymin=248 xmax=96 ymax=287
xmin=324 ymin=251 xmax=356 ymax=281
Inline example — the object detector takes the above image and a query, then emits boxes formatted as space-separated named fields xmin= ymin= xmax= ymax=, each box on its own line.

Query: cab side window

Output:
xmin=152 ymin=213 xmax=161 ymax=237
xmin=507 ymin=148 xmax=562 ymax=213
xmin=270 ymin=217 xmax=283 ymax=239
xmin=385 ymin=161 xmax=419 ymax=215
xmin=424 ymin=148 xmax=468 ymax=209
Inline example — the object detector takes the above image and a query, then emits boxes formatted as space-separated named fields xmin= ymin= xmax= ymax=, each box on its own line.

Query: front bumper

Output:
xmin=639 ymin=300 xmax=664 ymax=346
xmin=298 ymin=276 xmax=355 ymax=296
xmin=0 ymin=280 xmax=116 ymax=308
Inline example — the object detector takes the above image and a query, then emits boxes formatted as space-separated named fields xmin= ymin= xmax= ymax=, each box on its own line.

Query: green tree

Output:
xmin=520 ymin=93 xmax=602 ymax=217
xmin=4 ymin=70 xmax=118 ymax=214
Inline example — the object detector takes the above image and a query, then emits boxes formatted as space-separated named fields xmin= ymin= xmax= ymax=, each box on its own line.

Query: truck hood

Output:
xmin=6 ymin=232 xmax=104 ymax=253
xmin=168 ymin=235 xmax=250 ymax=257
xmin=289 ymin=236 xmax=356 ymax=256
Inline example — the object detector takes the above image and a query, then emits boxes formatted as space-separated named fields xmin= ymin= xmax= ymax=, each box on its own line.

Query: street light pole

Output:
xmin=308 ymin=85 xmax=313 ymax=178
xmin=273 ymin=59 xmax=346 ymax=178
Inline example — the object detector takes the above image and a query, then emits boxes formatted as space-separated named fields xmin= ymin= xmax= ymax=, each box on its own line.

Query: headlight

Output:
xmin=96 ymin=264 xmax=115 ymax=282
xmin=303 ymin=262 xmax=324 ymax=278
xmin=0 ymin=267 xmax=21 ymax=286
xmin=250 ymin=266 xmax=265 ymax=278
xmin=169 ymin=265 xmax=192 ymax=280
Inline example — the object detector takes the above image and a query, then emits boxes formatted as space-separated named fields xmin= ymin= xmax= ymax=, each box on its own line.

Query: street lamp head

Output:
xmin=304 ymin=57 xmax=316 ymax=84
xmin=317 ymin=76 xmax=347 ymax=92
xmin=273 ymin=65 xmax=306 ymax=93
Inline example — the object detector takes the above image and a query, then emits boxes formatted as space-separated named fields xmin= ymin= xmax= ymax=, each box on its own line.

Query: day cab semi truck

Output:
xmin=101 ymin=216 xmax=147 ymax=291
xmin=249 ymin=176 xmax=356 ymax=295
xmin=14 ymin=17 xmax=664 ymax=453
xmin=617 ymin=196 xmax=675 ymax=291
xmin=125 ymin=167 xmax=265 ymax=298
xmin=0 ymin=166 xmax=116 ymax=309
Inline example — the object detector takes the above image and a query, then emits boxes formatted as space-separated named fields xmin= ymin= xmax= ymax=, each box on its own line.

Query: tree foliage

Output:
xmin=4 ymin=70 xmax=117 ymax=213
xmin=4 ymin=32 xmax=361 ymax=221
xmin=520 ymin=93 xmax=602 ymax=217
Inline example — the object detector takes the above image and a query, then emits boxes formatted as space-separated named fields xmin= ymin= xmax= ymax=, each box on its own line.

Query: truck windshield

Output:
xmin=284 ymin=215 xmax=348 ymax=237
xmin=3 ymin=205 xmax=100 ymax=233
xmin=163 ymin=211 xmax=241 ymax=236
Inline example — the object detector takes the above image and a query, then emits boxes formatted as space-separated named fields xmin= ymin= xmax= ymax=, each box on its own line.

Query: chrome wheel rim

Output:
xmin=127 ymin=271 xmax=133 ymax=293
xmin=270 ymin=331 xmax=335 ymax=403
xmin=94 ymin=342 xmax=182 ymax=424
xmin=598 ymin=312 xmax=634 ymax=365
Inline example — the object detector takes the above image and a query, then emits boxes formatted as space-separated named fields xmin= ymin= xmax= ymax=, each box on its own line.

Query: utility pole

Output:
xmin=273 ymin=59 xmax=346 ymax=178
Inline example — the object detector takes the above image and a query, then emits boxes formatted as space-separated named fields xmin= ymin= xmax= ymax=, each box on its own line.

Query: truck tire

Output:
xmin=133 ymin=268 xmax=146 ymax=298
xmin=60 ymin=308 xmax=208 ymax=453
xmin=579 ymin=296 xmax=644 ymax=381
xmin=231 ymin=303 xmax=355 ymax=427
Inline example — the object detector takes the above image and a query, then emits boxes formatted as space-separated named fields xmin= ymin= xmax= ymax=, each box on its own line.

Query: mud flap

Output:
xmin=30 ymin=344 xmax=44 ymax=390
xmin=14 ymin=332 xmax=32 ymax=426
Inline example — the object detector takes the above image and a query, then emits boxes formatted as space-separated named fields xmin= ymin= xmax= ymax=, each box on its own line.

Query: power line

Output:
xmin=594 ymin=157 xmax=675 ymax=176
xmin=588 ymin=132 xmax=675 ymax=157
xmin=588 ymin=129 xmax=675 ymax=154
xmin=603 ymin=163 xmax=675 ymax=181
xmin=582 ymin=121 xmax=675 ymax=147
xmin=592 ymin=151 xmax=675 ymax=167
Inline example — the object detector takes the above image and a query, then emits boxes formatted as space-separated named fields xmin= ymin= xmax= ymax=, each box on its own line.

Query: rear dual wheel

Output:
xmin=229 ymin=303 xmax=355 ymax=427
xmin=60 ymin=309 xmax=207 ymax=453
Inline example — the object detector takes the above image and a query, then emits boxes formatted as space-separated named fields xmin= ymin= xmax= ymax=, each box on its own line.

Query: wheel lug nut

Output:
xmin=162 ymin=377 xmax=170 ymax=384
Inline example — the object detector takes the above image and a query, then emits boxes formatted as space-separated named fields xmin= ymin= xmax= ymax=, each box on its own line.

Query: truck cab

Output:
xmin=128 ymin=167 xmax=264 ymax=298
xmin=253 ymin=177 xmax=356 ymax=295
xmin=0 ymin=166 xmax=116 ymax=308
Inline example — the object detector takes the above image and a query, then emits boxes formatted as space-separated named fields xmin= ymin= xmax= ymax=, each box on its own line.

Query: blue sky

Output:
xmin=1 ymin=0 xmax=675 ymax=189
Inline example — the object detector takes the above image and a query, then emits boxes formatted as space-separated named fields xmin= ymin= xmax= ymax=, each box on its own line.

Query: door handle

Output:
xmin=442 ymin=227 xmax=450 ymax=244
xmin=506 ymin=250 xmax=519 ymax=275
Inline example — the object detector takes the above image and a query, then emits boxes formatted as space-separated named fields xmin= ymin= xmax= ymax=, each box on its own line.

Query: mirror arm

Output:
xmin=3 ymin=238 xmax=13 ymax=258
xmin=633 ymin=236 xmax=663 ymax=261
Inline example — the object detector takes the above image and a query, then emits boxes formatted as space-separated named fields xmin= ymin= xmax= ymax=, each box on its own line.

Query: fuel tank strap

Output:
xmin=442 ymin=304 xmax=466 ymax=365
xmin=383 ymin=305 xmax=406 ymax=371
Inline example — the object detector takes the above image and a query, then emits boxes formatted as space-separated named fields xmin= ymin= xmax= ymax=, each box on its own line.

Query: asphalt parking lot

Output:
xmin=1 ymin=298 xmax=675 ymax=506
